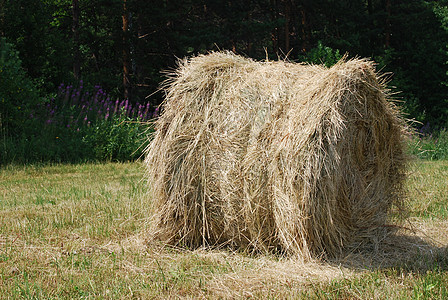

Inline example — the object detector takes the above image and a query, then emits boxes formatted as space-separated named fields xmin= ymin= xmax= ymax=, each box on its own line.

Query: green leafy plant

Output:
xmin=300 ymin=41 xmax=343 ymax=67
xmin=0 ymin=38 xmax=43 ymax=136
xmin=0 ymin=77 xmax=155 ymax=165
xmin=82 ymin=115 xmax=151 ymax=162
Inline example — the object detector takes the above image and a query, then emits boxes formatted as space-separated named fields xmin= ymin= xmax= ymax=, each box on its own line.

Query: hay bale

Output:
xmin=144 ymin=51 xmax=407 ymax=259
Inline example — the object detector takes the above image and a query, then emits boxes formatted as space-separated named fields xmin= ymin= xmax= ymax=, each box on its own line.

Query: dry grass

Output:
xmin=0 ymin=161 xmax=447 ymax=298
xmin=144 ymin=51 xmax=407 ymax=259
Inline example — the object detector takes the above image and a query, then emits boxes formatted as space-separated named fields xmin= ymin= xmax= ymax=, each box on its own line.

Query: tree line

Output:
xmin=1 ymin=0 xmax=448 ymax=126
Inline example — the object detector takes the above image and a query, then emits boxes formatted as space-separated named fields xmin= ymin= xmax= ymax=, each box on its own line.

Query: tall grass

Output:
xmin=407 ymin=125 xmax=448 ymax=160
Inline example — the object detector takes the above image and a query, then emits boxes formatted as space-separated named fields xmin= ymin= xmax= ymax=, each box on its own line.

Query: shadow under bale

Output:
xmin=144 ymin=51 xmax=407 ymax=260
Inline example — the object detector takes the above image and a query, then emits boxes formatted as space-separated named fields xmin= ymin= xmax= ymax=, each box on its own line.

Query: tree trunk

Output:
xmin=270 ymin=0 xmax=279 ymax=55
xmin=367 ymin=0 xmax=373 ymax=16
xmin=385 ymin=0 xmax=391 ymax=48
xmin=122 ymin=0 xmax=131 ymax=100
xmin=72 ymin=0 xmax=80 ymax=80
xmin=299 ymin=5 xmax=309 ymax=52
xmin=367 ymin=0 xmax=374 ymax=51
xmin=284 ymin=0 xmax=291 ymax=53
xmin=0 ymin=0 xmax=5 ymax=37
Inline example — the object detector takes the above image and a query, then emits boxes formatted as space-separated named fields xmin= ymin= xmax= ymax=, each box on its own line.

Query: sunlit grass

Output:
xmin=406 ymin=160 xmax=448 ymax=219
xmin=0 ymin=160 xmax=447 ymax=298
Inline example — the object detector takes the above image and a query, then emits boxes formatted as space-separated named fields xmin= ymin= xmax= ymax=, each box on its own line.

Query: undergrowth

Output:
xmin=407 ymin=128 xmax=448 ymax=160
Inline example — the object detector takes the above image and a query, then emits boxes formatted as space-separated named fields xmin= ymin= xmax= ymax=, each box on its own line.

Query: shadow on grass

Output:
xmin=332 ymin=226 xmax=448 ymax=273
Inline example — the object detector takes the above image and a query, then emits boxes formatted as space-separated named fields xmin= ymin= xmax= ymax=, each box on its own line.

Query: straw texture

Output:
xmin=144 ymin=51 xmax=407 ymax=259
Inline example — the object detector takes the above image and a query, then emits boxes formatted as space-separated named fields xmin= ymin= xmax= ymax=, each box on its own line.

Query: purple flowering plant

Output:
xmin=40 ymin=81 xmax=157 ymax=129
xmin=26 ymin=80 xmax=158 ymax=161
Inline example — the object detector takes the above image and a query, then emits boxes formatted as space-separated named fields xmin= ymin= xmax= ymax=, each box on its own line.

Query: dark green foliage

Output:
xmin=0 ymin=116 xmax=151 ymax=165
xmin=299 ymin=41 xmax=342 ymax=67
xmin=2 ymin=0 xmax=448 ymax=164
xmin=375 ymin=1 xmax=448 ymax=125
xmin=0 ymin=80 xmax=153 ymax=165
xmin=2 ymin=0 xmax=448 ymax=124
xmin=0 ymin=1 xmax=72 ymax=93
xmin=0 ymin=38 xmax=43 ymax=136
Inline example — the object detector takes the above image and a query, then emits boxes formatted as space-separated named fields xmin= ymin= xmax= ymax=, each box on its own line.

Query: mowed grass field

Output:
xmin=0 ymin=160 xmax=447 ymax=299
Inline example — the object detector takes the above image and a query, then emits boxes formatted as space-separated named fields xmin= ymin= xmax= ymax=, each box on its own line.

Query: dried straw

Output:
xmin=144 ymin=51 xmax=407 ymax=260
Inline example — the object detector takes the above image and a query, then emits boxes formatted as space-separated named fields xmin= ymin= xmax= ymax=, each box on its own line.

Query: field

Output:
xmin=0 ymin=160 xmax=447 ymax=299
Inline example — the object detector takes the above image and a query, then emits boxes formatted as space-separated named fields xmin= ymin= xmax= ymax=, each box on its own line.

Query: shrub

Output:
xmin=82 ymin=115 xmax=150 ymax=162
xmin=0 ymin=38 xmax=43 ymax=137
xmin=300 ymin=41 xmax=343 ymax=67
xmin=0 ymin=80 xmax=155 ymax=165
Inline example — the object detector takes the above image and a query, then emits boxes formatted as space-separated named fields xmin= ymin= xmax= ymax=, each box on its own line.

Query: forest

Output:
xmin=1 ymin=0 xmax=448 ymax=163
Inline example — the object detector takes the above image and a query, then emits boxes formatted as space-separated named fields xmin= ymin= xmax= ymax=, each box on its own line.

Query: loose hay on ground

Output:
xmin=144 ymin=51 xmax=407 ymax=260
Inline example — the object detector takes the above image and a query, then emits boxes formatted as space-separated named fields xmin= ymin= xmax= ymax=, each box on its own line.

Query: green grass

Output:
xmin=0 ymin=160 xmax=447 ymax=298
xmin=406 ymin=161 xmax=448 ymax=219
xmin=407 ymin=129 xmax=448 ymax=161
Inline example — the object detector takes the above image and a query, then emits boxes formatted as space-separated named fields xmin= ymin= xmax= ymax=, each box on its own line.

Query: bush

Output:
xmin=0 ymin=80 xmax=155 ymax=165
xmin=300 ymin=41 xmax=343 ymax=67
xmin=82 ymin=115 xmax=150 ymax=162
xmin=0 ymin=38 xmax=43 ymax=136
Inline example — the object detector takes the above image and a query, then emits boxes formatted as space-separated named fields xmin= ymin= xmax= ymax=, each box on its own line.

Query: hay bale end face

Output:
xmin=144 ymin=52 xmax=407 ymax=259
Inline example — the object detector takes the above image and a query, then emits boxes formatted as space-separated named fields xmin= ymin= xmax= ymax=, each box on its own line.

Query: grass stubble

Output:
xmin=0 ymin=160 xmax=447 ymax=299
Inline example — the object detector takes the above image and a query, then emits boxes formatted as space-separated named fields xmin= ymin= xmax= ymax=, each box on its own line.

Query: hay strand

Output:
xmin=144 ymin=51 xmax=407 ymax=259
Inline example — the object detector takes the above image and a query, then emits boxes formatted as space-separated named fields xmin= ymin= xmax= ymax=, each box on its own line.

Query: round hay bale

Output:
xmin=144 ymin=51 xmax=407 ymax=259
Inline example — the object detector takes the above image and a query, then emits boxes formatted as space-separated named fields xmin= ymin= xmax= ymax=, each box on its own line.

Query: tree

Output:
xmin=72 ymin=0 xmax=80 ymax=79
xmin=122 ymin=0 xmax=131 ymax=100
xmin=1 ymin=0 xmax=72 ymax=92
xmin=1 ymin=0 xmax=448 ymax=125
xmin=377 ymin=0 xmax=448 ymax=124
xmin=0 ymin=38 xmax=42 ymax=136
